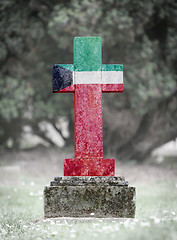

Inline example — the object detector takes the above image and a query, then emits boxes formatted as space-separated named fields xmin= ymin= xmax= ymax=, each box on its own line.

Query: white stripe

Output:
xmin=74 ymin=71 xmax=123 ymax=84
xmin=74 ymin=71 xmax=101 ymax=84
xmin=102 ymin=71 xmax=123 ymax=84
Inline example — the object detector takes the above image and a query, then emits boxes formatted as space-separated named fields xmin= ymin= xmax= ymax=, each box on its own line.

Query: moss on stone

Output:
xmin=44 ymin=177 xmax=136 ymax=218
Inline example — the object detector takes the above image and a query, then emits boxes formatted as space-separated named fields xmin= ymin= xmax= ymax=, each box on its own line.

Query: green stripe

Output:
xmin=58 ymin=64 xmax=74 ymax=71
xmin=102 ymin=64 xmax=123 ymax=71
xmin=57 ymin=64 xmax=123 ymax=72
xmin=74 ymin=37 xmax=102 ymax=72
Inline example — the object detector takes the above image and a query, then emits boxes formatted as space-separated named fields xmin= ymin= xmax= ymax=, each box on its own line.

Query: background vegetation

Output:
xmin=0 ymin=0 xmax=177 ymax=161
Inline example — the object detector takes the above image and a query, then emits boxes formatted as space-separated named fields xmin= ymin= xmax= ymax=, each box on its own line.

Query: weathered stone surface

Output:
xmin=53 ymin=65 xmax=73 ymax=92
xmin=51 ymin=176 xmax=128 ymax=186
xmin=64 ymin=158 xmax=115 ymax=176
xmin=44 ymin=176 xmax=136 ymax=218
xmin=53 ymin=37 xmax=124 ymax=176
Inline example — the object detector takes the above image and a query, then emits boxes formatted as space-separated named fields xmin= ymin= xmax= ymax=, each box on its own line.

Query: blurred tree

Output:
xmin=0 ymin=0 xmax=176 ymax=161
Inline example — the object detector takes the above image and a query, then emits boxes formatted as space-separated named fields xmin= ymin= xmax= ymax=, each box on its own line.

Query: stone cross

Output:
xmin=53 ymin=37 xmax=123 ymax=176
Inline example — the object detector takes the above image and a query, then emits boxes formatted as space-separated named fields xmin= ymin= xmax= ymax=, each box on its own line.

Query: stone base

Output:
xmin=44 ymin=177 xmax=136 ymax=218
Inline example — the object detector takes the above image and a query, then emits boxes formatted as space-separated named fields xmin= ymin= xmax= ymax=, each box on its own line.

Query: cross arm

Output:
xmin=101 ymin=64 xmax=123 ymax=93
xmin=53 ymin=64 xmax=75 ymax=93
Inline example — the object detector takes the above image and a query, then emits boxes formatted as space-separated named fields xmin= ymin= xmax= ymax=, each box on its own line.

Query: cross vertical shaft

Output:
xmin=74 ymin=37 xmax=103 ymax=159
xmin=75 ymin=84 xmax=103 ymax=159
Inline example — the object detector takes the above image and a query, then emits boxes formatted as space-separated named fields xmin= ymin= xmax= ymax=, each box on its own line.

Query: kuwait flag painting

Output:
xmin=52 ymin=37 xmax=124 ymax=176
xmin=53 ymin=37 xmax=123 ymax=93
xmin=53 ymin=64 xmax=74 ymax=93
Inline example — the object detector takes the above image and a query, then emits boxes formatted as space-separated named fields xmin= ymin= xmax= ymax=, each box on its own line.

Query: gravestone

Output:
xmin=44 ymin=37 xmax=136 ymax=218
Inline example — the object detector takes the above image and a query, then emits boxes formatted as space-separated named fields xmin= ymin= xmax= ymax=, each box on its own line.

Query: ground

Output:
xmin=0 ymin=147 xmax=177 ymax=239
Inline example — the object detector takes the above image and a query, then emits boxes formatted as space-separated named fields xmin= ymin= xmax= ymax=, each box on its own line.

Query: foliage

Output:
xmin=0 ymin=0 xmax=177 ymax=159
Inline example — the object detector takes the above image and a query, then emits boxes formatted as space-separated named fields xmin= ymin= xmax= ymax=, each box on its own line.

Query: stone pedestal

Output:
xmin=44 ymin=176 xmax=136 ymax=218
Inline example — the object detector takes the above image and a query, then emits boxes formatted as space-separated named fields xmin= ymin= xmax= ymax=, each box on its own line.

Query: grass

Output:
xmin=0 ymin=179 xmax=177 ymax=240
xmin=0 ymin=147 xmax=177 ymax=239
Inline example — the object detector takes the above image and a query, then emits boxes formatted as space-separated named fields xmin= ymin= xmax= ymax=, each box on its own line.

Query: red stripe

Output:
xmin=54 ymin=85 xmax=75 ymax=93
xmin=54 ymin=84 xmax=123 ymax=93
xmin=102 ymin=83 xmax=123 ymax=93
